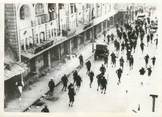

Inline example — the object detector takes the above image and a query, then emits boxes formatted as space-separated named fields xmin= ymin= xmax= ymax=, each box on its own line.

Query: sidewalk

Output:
xmin=5 ymin=42 xmax=93 ymax=112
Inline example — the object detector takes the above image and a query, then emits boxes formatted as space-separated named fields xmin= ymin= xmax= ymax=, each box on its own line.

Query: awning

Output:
xmin=4 ymin=63 xmax=27 ymax=81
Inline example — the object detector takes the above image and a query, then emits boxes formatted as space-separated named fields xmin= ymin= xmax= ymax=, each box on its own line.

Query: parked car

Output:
xmin=94 ymin=42 xmax=109 ymax=60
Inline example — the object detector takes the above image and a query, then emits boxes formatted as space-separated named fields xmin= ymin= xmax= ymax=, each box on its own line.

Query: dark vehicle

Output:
xmin=94 ymin=43 xmax=109 ymax=60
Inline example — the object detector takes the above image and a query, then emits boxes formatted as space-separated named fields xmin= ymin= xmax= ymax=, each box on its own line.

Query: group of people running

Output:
xmin=44 ymin=14 xmax=158 ymax=112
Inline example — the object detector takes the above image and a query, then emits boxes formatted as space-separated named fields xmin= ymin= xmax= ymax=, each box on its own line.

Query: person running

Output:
xmin=147 ymin=34 xmax=150 ymax=46
xmin=154 ymin=38 xmax=158 ymax=48
xmin=41 ymin=105 xmax=49 ymax=112
xmin=150 ymin=33 xmax=154 ymax=43
xmin=121 ymin=41 xmax=125 ymax=52
xmin=85 ymin=60 xmax=91 ymax=74
xmin=100 ymin=64 xmax=106 ymax=75
xmin=119 ymin=56 xmax=124 ymax=69
xmin=61 ymin=74 xmax=68 ymax=91
xmin=75 ymin=74 xmax=82 ymax=90
xmin=111 ymin=33 xmax=114 ymax=42
xmin=107 ymin=34 xmax=111 ymax=45
xmin=140 ymin=27 xmax=145 ymax=42
xmin=100 ymin=76 xmax=107 ymax=94
xmin=88 ymin=70 xmax=94 ymax=88
xmin=139 ymin=67 xmax=146 ymax=75
xmin=151 ymin=56 xmax=156 ymax=66
xmin=147 ymin=66 xmax=152 ymax=76
xmin=110 ymin=52 xmax=117 ymax=67
xmin=48 ymin=79 xmax=55 ymax=96
xmin=140 ymin=42 xmax=145 ymax=53
xmin=104 ymin=54 xmax=108 ymax=67
xmin=79 ymin=54 xmax=84 ymax=66
xmin=68 ymin=83 xmax=76 ymax=107
xmin=73 ymin=70 xmax=78 ymax=84
xmin=116 ymin=68 xmax=123 ymax=85
xmin=144 ymin=54 xmax=149 ymax=67
xmin=129 ymin=55 xmax=134 ymax=70
xmin=96 ymin=73 xmax=103 ymax=91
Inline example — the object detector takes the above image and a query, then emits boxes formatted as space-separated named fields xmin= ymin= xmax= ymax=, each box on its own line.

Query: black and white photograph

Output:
xmin=3 ymin=1 xmax=162 ymax=116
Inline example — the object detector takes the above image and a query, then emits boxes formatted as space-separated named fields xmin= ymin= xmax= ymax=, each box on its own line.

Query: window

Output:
xmin=59 ymin=3 xmax=64 ymax=10
xmin=20 ymin=5 xmax=30 ymax=20
xmin=70 ymin=4 xmax=74 ymax=14
xmin=35 ymin=3 xmax=44 ymax=16
xmin=48 ymin=3 xmax=57 ymax=20
xmin=70 ymin=3 xmax=77 ymax=14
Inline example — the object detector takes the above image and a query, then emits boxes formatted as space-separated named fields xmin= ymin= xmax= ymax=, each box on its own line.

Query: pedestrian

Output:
xmin=117 ymin=28 xmax=122 ymax=40
xmin=147 ymin=66 xmax=152 ymax=76
xmin=100 ymin=76 xmax=107 ymax=94
xmin=151 ymin=56 xmax=156 ymax=66
xmin=147 ymin=17 xmax=150 ymax=24
xmin=15 ymin=79 xmax=24 ymax=101
xmin=85 ymin=60 xmax=91 ymax=74
xmin=140 ymin=42 xmax=145 ymax=53
xmin=129 ymin=55 xmax=134 ymax=70
xmin=133 ymin=40 xmax=137 ymax=53
xmin=103 ymin=30 xmax=106 ymax=41
xmin=146 ymin=34 xmax=150 ymax=46
xmin=139 ymin=67 xmax=146 ymax=75
xmin=126 ymin=49 xmax=131 ymax=62
xmin=68 ymin=83 xmax=76 ymax=107
xmin=73 ymin=70 xmax=78 ymax=84
xmin=100 ymin=64 xmax=106 ymax=75
xmin=79 ymin=54 xmax=84 ymax=66
xmin=96 ymin=73 xmax=103 ymax=91
xmin=48 ymin=79 xmax=55 ymax=96
xmin=114 ymin=40 xmax=120 ymax=52
xmin=140 ymin=28 xmax=145 ymax=42
xmin=88 ymin=70 xmax=94 ymax=88
xmin=144 ymin=54 xmax=149 ymax=67
xmin=154 ymin=38 xmax=158 ymax=48
xmin=123 ymin=31 xmax=127 ymax=40
xmin=116 ymin=68 xmax=123 ymax=85
xmin=121 ymin=41 xmax=125 ymax=52
xmin=75 ymin=74 xmax=82 ymax=90
xmin=110 ymin=52 xmax=117 ymax=67
xmin=111 ymin=33 xmax=114 ymax=42
xmin=150 ymin=33 xmax=154 ymax=43
xmin=107 ymin=34 xmax=110 ymax=45
xmin=119 ymin=56 xmax=124 ymax=69
xmin=41 ymin=105 xmax=49 ymax=112
xmin=61 ymin=74 xmax=68 ymax=91
xmin=104 ymin=54 xmax=108 ymax=67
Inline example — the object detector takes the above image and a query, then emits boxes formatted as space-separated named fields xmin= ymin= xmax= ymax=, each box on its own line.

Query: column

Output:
xmin=58 ymin=45 xmax=61 ymax=60
xmin=23 ymin=38 xmax=26 ymax=51
xmin=92 ymin=27 xmax=95 ymax=52
xmin=83 ymin=32 xmax=85 ymax=44
xmin=34 ymin=58 xmax=39 ymax=74
xmin=48 ymin=51 xmax=51 ymax=69
xmin=69 ymin=39 xmax=72 ymax=59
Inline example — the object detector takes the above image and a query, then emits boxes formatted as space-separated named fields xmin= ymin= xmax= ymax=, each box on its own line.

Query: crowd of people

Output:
xmin=43 ymin=13 xmax=158 ymax=112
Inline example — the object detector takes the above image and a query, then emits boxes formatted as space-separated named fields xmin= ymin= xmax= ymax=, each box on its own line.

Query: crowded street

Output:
xmin=4 ymin=3 xmax=162 ymax=116
xmin=26 ymin=12 xmax=161 ymax=113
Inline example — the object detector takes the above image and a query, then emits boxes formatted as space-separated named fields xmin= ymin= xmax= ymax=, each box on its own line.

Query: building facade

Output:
xmin=5 ymin=3 xmax=120 ymax=102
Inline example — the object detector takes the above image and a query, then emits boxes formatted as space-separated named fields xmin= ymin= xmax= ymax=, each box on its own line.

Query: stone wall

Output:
xmin=5 ymin=4 xmax=19 ymax=61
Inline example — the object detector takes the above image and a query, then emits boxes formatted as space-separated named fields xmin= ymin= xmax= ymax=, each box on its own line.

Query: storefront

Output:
xmin=4 ymin=63 xmax=27 ymax=103
xmin=71 ymin=37 xmax=78 ymax=51
xmin=50 ymin=45 xmax=60 ymax=63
